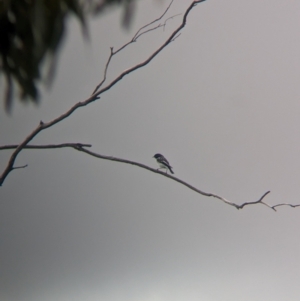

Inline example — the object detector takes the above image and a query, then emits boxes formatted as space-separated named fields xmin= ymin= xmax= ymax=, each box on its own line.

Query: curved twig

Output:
xmin=92 ymin=0 xmax=180 ymax=94
xmin=92 ymin=0 xmax=206 ymax=99
xmin=272 ymin=203 xmax=300 ymax=209
xmin=91 ymin=47 xmax=113 ymax=95
xmin=2 ymin=142 xmax=300 ymax=211
xmin=74 ymin=146 xmax=279 ymax=211
xmin=133 ymin=0 xmax=174 ymax=40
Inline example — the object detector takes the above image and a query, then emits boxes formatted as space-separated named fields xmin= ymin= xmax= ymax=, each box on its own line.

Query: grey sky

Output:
xmin=1 ymin=0 xmax=300 ymax=300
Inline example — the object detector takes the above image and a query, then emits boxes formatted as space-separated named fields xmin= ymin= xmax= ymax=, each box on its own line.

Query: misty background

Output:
xmin=1 ymin=0 xmax=300 ymax=300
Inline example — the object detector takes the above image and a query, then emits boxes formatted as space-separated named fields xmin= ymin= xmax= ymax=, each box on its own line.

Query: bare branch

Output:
xmin=0 ymin=0 xmax=206 ymax=186
xmin=2 ymin=140 xmax=299 ymax=211
xmin=92 ymin=0 xmax=178 ymax=94
xmin=172 ymin=33 xmax=181 ymax=42
xmin=0 ymin=143 xmax=92 ymax=150
xmin=12 ymin=164 xmax=28 ymax=170
xmin=73 ymin=146 xmax=299 ymax=211
xmin=133 ymin=0 xmax=174 ymax=40
xmin=91 ymin=47 xmax=113 ymax=94
xmin=134 ymin=23 xmax=165 ymax=41
xmin=93 ymin=1 xmax=206 ymax=99
xmin=236 ymin=191 xmax=275 ymax=211
xmin=0 ymin=99 xmax=99 ymax=186
xmin=0 ymin=144 xmax=90 ymax=179
xmin=272 ymin=203 xmax=300 ymax=209
xmin=161 ymin=14 xmax=182 ymax=31
xmin=133 ymin=13 xmax=182 ymax=41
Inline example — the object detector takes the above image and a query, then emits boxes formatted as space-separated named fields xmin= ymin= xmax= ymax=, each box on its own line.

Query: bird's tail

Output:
xmin=169 ymin=167 xmax=174 ymax=174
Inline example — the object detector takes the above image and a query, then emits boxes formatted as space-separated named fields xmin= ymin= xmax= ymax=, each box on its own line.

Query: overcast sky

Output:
xmin=1 ymin=0 xmax=300 ymax=300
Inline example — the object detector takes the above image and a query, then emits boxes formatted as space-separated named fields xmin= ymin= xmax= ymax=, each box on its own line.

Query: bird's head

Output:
xmin=153 ymin=153 xmax=162 ymax=159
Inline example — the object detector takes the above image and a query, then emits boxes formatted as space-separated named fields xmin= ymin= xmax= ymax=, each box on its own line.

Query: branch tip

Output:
xmin=12 ymin=164 xmax=28 ymax=170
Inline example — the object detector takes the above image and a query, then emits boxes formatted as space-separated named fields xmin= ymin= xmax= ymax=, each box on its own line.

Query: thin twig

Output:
xmin=92 ymin=0 xmax=207 ymax=100
xmin=134 ymin=13 xmax=182 ymax=41
xmin=133 ymin=0 xmax=174 ymax=40
xmin=237 ymin=191 xmax=274 ymax=211
xmin=92 ymin=0 xmax=177 ymax=94
xmin=91 ymin=47 xmax=113 ymax=94
xmin=91 ymin=9 xmax=180 ymax=95
xmin=172 ymin=33 xmax=181 ymax=42
xmin=134 ymin=23 xmax=165 ymax=41
xmin=272 ymin=203 xmax=300 ymax=209
xmin=12 ymin=164 xmax=28 ymax=170
xmin=162 ymin=14 xmax=182 ymax=31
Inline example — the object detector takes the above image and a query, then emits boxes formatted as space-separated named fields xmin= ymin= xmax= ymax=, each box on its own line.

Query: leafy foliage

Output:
xmin=0 ymin=0 xmax=136 ymax=112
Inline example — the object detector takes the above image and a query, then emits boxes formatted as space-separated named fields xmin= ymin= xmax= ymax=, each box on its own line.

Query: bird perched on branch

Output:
xmin=153 ymin=153 xmax=174 ymax=174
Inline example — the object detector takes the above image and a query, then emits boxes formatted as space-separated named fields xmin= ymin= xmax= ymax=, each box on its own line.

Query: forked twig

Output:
xmin=133 ymin=0 xmax=175 ymax=40
xmin=91 ymin=0 xmax=206 ymax=100
xmin=91 ymin=0 xmax=180 ymax=94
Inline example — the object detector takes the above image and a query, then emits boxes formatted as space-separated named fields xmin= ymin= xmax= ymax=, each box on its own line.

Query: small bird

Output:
xmin=153 ymin=153 xmax=174 ymax=174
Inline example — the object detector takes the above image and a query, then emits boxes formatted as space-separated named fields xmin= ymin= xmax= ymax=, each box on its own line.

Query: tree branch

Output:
xmin=73 ymin=146 xmax=299 ymax=211
xmin=0 ymin=143 xmax=92 ymax=150
xmin=2 ymin=140 xmax=300 ymax=211
xmin=91 ymin=0 xmax=180 ymax=94
xmin=92 ymin=0 xmax=206 ymax=99
xmin=0 ymin=0 xmax=205 ymax=186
